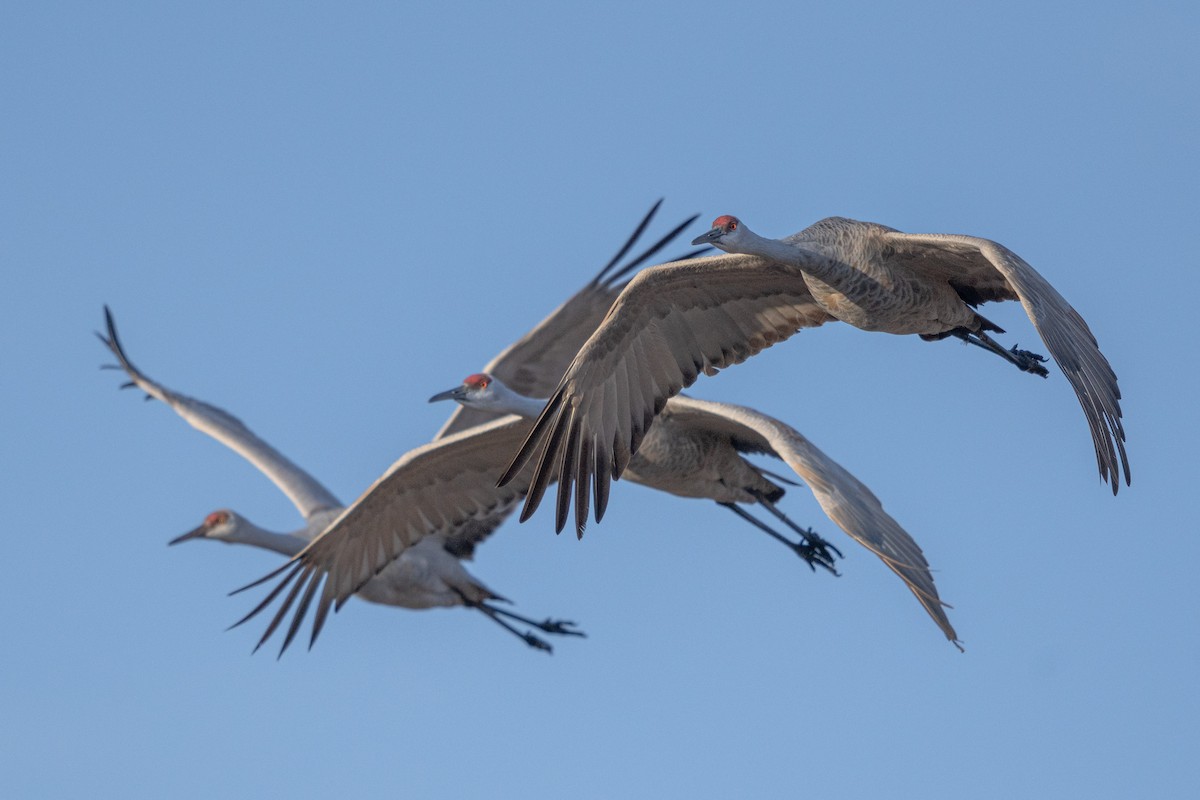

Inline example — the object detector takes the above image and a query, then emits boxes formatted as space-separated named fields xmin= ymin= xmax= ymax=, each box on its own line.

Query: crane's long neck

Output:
xmin=228 ymin=519 xmax=308 ymax=556
xmin=490 ymin=383 xmax=550 ymax=419
xmin=737 ymin=229 xmax=840 ymax=284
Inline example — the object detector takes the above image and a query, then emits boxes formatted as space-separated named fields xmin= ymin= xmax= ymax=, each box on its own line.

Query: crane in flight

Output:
xmin=499 ymin=215 xmax=1128 ymax=547
xmin=693 ymin=216 xmax=1127 ymax=488
xmin=98 ymin=307 xmax=583 ymax=654
xmin=229 ymin=200 xmax=705 ymax=654
xmin=432 ymin=372 xmax=960 ymax=648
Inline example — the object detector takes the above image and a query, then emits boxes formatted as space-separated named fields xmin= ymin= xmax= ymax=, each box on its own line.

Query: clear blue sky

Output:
xmin=4 ymin=2 xmax=1197 ymax=797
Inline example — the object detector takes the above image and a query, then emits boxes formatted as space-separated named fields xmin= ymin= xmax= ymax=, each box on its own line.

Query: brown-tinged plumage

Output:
xmin=436 ymin=374 xmax=960 ymax=647
xmin=501 ymin=216 xmax=1128 ymax=555
xmin=231 ymin=201 xmax=702 ymax=655
xmin=98 ymin=306 xmax=583 ymax=655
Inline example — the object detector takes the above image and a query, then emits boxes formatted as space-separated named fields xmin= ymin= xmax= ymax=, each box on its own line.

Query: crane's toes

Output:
xmin=795 ymin=528 xmax=843 ymax=574
xmin=803 ymin=528 xmax=844 ymax=561
xmin=792 ymin=542 xmax=840 ymax=576
xmin=523 ymin=632 xmax=554 ymax=653
xmin=1011 ymin=345 xmax=1050 ymax=378
xmin=536 ymin=618 xmax=587 ymax=637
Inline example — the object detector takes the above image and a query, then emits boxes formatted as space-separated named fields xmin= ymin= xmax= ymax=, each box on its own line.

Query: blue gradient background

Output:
xmin=3 ymin=2 xmax=1197 ymax=797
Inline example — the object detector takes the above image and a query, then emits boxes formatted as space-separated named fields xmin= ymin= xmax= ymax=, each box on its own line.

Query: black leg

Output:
xmin=718 ymin=502 xmax=840 ymax=575
xmin=481 ymin=603 xmax=586 ymax=638
xmin=953 ymin=330 xmax=1049 ymax=377
xmin=470 ymin=602 xmax=556 ymax=653
xmin=753 ymin=492 xmax=844 ymax=563
xmin=454 ymin=590 xmax=586 ymax=654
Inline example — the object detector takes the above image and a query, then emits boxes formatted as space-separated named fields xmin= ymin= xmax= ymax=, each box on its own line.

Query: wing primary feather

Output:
xmin=602 ymin=213 xmax=702 ymax=287
xmin=229 ymin=558 xmax=297 ymax=596
xmin=662 ymin=246 xmax=713 ymax=264
xmin=593 ymin=435 xmax=611 ymax=523
xmin=309 ymin=592 xmax=335 ymax=650
xmin=279 ymin=570 xmax=323 ymax=656
xmin=101 ymin=306 xmax=137 ymax=375
xmin=498 ymin=387 xmax=564 ymax=488
xmin=612 ymin=426 xmax=630 ymax=480
xmin=575 ymin=432 xmax=593 ymax=537
xmin=252 ymin=565 xmax=311 ymax=653
xmin=555 ymin=410 xmax=581 ymax=534
xmin=227 ymin=561 xmax=304 ymax=629
xmin=590 ymin=199 xmax=662 ymax=287
xmin=520 ymin=399 xmax=572 ymax=523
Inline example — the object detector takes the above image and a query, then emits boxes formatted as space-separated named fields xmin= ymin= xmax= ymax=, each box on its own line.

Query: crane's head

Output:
xmin=691 ymin=215 xmax=746 ymax=251
xmin=428 ymin=373 xmax=501 ymax=409
xmin=169 ymin=509 xmax=241 ymax=545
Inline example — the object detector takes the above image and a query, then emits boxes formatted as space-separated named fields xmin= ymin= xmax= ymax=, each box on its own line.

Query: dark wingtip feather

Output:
xmin=309 ymin=594 xmax=335 ymax=650
xmin=257 ymin=568 xmax=310 ymax=656
xmin=665 ymin=245 xmax=714 ymax=263
xmin=523 ymin=398 xmax=572 ymax=525
xmin=279 ymin=569 xmax=322 ymax=656
xmin=575 ymin=434 xmax=593 ymax=538
xmin=498 ymin=388 xmax=563 ymax=488
xmin=227 ymin=562 xmax=304 ymax=631
xmin=592 ymin=437 xmax=611 ymax=524
xmin=555 ymin=412 xmax=581 ymax=535
xmin=590 ymin=199 xmax=663 ymax=288
xmin=229 ymin=559 xmax=296 ymax=596
xmin=602 ymin=212 xmax=704 ymax=288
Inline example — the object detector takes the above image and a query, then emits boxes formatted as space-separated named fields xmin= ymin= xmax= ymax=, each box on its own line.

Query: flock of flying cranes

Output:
xmin=100 ymin=201 xmax=1129 ymax=655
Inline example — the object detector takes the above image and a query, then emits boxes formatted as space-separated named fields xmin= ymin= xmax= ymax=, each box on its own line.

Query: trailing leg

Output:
xmin=718 ymin=502 xmax=839 ymax=575
xmin=952 ymin=329 xmax=1049 ymax=377
xmin=751 ymin=490 xmax=844 ymax=565
xmin=482 ymin=603 xmax=586 ymax=638
xmin=455 ymin=591 xmax=584 ymax=654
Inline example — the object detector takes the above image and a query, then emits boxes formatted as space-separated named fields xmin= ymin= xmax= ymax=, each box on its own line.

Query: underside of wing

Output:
xmin=498 ymin=253 xmax=837 ymax=537
xmin=886 ymin=232 xmax=1129 ymax=493
xmin=669 ymin=396 xmax=960 ymax=647
xmin=231 ymin=415 xmax=541 ymax=656
xmin=436 ymin=202 xmax=706 ymax=440
xmin=882 ymin=231 xmax=1019 ymax=307
xmin=97 ymin=306 xmax=342 ymax=518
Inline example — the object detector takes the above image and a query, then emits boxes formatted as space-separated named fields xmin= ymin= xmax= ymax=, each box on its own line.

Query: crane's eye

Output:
xmin=728 ymin=221 xmax=737 ymax=231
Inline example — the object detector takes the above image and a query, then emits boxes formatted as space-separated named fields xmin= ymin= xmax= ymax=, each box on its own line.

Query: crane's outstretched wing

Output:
xmin=436 ymin=200 xmax=709 ymax=439
xmin=882 ymin=231 xmax=1129 ymax=494
xmin=498 ymin=253 xmax=839 ymax=534
xmin=231 ymin=415 xmax=541 ymax=655
xmin=97 ymin=306 xmax=342 ymax=519
xmin=665 ymin=395 xmax=960 ymax=648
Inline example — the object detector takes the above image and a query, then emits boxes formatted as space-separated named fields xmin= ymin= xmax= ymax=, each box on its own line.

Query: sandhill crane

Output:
xmin=691 ymin=216 xmax=1127 ymax=489
xmin=432 ymin=373 xmax=960 ymax=647
xmin=229 ymin=201 xmax=705 ymax=654
xmin=434 ymin=199 xmax=704 ymax=440
xmin=98 ymin=307 xmax=583 ymax=653
xmin=499 ymin=216 xmax=1128 ymax=544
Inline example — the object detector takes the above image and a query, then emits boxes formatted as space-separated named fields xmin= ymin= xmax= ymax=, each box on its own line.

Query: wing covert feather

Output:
xmin=98 ymin=307 xmax=341 ymax=519
xmin=434 ymin=202 xmax=706 ymax=440
xmin=234 ymin=415 xmax=540 ymax=652
xmin=666 ymin=396 xmax=960 ymax=647
xmin=885 ymin=232 xmax=1129 ymax=492
xmin=499 ymin=253 xmax=837 ymax=530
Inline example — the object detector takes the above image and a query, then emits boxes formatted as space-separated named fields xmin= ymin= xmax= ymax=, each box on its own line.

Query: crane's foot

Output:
xmin=794 ymin=528 xmax=842 ymax=576
xmin=1011 ymin=345 xmax=1049 ymax=377
xmin=534 ymin=618 xmax=587 ymax=637
xmin=521 ymin=632 xmax=555 ymax=653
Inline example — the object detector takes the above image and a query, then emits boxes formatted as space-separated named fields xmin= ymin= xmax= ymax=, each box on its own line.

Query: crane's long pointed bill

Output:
xmin=169 ymin=525 xmax=207 ymax=546
xmin=690 ymin=228 xmax=722 ymax=246
xmin=428 ymin=387 xmax=465 ymax=404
